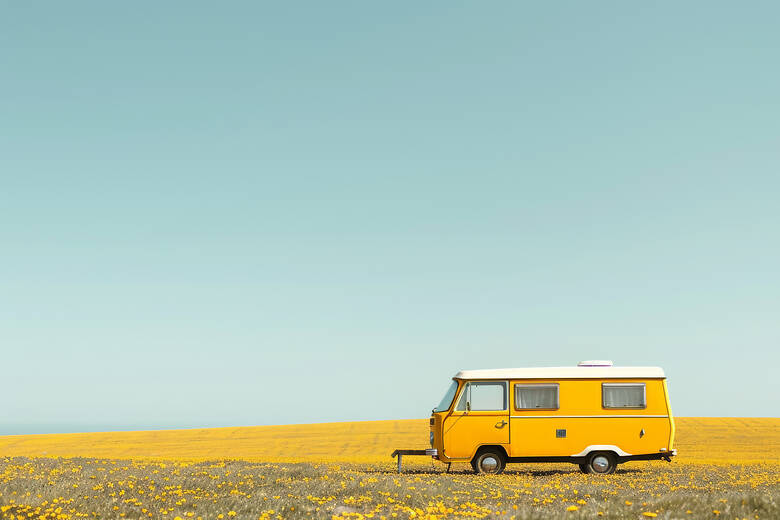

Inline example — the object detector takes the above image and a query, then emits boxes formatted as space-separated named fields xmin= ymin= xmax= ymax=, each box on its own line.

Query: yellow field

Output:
xmin=1 ymin=418 xmax=778 ymax=519
xmin=0 ymin=417 xmax=778 ymax=465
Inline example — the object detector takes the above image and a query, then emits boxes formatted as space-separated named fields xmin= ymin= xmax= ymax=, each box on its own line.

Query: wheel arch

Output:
xmin=471 ymin=444 xmax=508 ymax=462
xmin=570 ymin=444 xmax=631 ymax=458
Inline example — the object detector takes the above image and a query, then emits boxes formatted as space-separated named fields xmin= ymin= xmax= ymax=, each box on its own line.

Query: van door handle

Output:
xmin=496 ymin=420 xmax=507 ymax=428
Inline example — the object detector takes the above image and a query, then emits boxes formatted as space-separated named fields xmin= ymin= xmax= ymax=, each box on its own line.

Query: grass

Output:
xmin=1 ymin=458 xmax=777 ymax=519
xmin=1 ymin=418 xmax=778 ymax=519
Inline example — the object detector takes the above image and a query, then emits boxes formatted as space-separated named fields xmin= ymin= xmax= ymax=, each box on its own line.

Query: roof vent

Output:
xmin=578 ymin=360 xmax=613 ymax=367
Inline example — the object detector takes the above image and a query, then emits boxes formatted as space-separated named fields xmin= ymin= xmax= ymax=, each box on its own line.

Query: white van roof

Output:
xmin=454 ymin=366 xmax=666 ymax=380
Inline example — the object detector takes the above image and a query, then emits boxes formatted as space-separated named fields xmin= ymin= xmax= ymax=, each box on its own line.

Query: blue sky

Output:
xmin=1 ymin=2 xmax=778 ymax=434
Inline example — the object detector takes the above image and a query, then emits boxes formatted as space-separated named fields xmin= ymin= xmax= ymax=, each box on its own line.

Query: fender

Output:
xmin=571 ymin=445 xmax=632 ymax=457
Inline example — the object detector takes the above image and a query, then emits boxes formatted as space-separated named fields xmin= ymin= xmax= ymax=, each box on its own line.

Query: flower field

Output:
xmin=0 ymin=418 xmax=778 ymax=519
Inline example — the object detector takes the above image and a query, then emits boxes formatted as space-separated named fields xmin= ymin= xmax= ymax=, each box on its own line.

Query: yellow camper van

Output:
xmin=428 ymin=361 xmax=675 ymax=474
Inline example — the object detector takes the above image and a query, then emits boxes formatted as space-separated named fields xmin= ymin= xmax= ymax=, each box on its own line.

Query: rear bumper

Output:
xmin=618 ymin=449 xmax=676 ymax=463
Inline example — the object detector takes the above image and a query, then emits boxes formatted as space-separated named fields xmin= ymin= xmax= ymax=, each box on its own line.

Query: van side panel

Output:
xmin=508 ymin=379 xmax=671 ymax=458
xmin=510 ymin=417 xmax=670 ymax=457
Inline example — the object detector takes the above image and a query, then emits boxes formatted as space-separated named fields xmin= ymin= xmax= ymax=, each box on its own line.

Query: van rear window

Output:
xmin=603 ymin=383 xmax=646 ymax=408
xmin=515 ymin=384 xmax=559 ymax=410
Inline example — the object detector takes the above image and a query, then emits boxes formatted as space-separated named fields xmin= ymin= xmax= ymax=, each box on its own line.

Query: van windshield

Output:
xmin=434 ymin=381 xmax=459 ymax=412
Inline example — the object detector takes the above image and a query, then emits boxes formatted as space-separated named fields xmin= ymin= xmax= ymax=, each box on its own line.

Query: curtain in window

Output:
xmin=603 ymin=385 xmax=645 ymax=408
xmin=516 ymin=387 xmax=557 ymax=409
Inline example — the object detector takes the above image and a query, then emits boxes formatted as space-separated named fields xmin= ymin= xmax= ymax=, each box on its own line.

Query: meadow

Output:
xmin=0 ymin=418 xmax=778 ymax=519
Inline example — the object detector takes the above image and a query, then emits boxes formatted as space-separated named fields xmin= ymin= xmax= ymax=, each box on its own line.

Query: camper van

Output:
xmin=429 ymin=361 xmax=675 ymax=474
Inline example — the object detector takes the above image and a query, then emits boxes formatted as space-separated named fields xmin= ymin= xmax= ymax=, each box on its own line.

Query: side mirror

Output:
xmin=466 ymin=402 xmax=471 ymax=412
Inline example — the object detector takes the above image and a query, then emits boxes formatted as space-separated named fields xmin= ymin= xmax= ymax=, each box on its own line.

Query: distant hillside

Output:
xmin=0 ymin=417 xmax=777 ymax=464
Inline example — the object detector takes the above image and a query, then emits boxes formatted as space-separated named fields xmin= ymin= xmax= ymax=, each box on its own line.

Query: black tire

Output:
xmin=585 ymin=452 xmax=617 ymax=475
xmin=578 ymin=463 xmax=590 ymax=474
xmin=472 ymin=449 xmax=506 ymax=475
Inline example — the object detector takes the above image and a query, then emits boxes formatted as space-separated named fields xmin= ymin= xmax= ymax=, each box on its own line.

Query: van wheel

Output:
xmin=586 ymin=452 xmax=617 ymax=474
xmin=472 ymin=450 xmax=505 ymax=474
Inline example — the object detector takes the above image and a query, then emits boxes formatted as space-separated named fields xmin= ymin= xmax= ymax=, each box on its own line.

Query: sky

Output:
xmin=1 ymin=1 xmax=778 ymax=435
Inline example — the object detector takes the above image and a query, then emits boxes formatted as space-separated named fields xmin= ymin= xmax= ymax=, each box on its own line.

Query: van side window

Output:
xmin=515 ymin=384 xmax=559 ymax=410
xmin=455 ymin=382 xmax=507 ymax=411
xmin=603 ymin=383 xmax=646 ymax=408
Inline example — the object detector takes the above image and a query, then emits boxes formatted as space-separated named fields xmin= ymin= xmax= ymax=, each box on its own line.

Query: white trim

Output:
xmin=510 ymin=415 xmax=668 ymax=419
xmin=454 ymin=366 xmax=665 ymax=380
xmin=571 ymin=445 xmax=632 ymax=457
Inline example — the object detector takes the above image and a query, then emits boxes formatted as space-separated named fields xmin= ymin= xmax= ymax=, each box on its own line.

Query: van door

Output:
xmin=442 ymin=381 xmax=510 ymax=460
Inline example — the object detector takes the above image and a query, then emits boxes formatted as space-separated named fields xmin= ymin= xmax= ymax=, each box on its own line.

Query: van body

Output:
xmin=429 ymin=363 xmax=676 ymax=473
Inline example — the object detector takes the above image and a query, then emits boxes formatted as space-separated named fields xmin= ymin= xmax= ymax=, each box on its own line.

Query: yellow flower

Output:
xmin=566 ymin=505 xmax=578 ymax=512
xmin=642 ymin=513 xmax=657 ymax=518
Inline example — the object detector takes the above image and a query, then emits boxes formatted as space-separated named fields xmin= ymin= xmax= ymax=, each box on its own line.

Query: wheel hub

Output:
xmin=481 ymin=456 xmax=498 ymax=472
xmin=591 ymin=455 xmax=610 ymax=473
